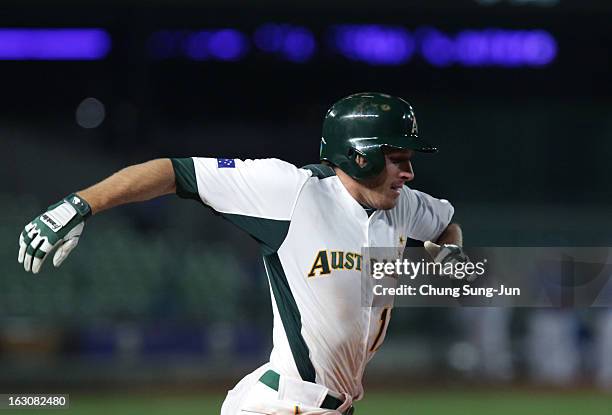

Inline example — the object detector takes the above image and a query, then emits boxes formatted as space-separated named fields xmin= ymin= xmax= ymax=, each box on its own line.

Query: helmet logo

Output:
xmin=381 ymin=104 xmax=391 ymax=111
xmin=411 ymin=114 xmax=418 ymax=135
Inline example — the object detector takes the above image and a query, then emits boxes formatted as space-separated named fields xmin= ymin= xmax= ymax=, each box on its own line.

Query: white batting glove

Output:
xmin=424 ymin=241 xmax=477 ymax=282
xmin=18 ymin=194 xmax=91 ymax=274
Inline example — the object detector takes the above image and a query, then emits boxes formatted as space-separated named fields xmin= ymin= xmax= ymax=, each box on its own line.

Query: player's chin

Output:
xmin=377 ymin=193 xmax=400 ymax=210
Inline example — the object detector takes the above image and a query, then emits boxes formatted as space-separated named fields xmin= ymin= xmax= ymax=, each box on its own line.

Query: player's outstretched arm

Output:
xmin=18 ymin=159 xmax=176 ymax=274
xmin=77 ymin=158 xmax=176 ymax=214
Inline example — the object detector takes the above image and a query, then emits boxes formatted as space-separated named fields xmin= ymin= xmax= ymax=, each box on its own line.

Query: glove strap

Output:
xmin=64 ymin=193 xmax=92 ymax=219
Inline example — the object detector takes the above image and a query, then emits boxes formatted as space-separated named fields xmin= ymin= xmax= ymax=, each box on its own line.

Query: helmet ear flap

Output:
xmin=348 ymin=148 xmax=367 ymax=168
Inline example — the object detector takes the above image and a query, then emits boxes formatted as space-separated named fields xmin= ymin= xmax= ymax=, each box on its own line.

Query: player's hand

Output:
xmin=424 ymin=241 xmax=477 ymax=282
xmin=18 ymin=194 xmax=91 ymax=274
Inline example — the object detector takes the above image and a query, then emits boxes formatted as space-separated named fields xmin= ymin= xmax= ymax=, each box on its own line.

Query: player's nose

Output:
xmin=399 ymin=161 xmax=414 ymax=182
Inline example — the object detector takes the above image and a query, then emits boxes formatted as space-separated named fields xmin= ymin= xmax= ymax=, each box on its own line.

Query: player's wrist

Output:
xmin=62 ymin=193 xmax=92 ymax=220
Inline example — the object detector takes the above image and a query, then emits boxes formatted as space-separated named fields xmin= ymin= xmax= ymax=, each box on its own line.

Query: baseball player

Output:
xmin=18 ymin=93 xmax=466 ymax=414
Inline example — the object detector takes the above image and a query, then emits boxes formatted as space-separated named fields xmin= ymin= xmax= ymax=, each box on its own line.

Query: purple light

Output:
xmin=419 ymin=27 xmax=557 ymax=67
xmin=147 ymin=26 xmax=557 ymax=68
xmin=182 ymin=29 xmax=249 ymax=61
xmin=523 ymin=30 xmax=557 ymax=66
xmin=500 ymin=32 xmax=526 ymax=67
xmin=184 ymin=31 xmax=211 ymax=60
xmin=0 ymin=29 xmax=110 ymax=60
xmin=419 ymin=28 xmax=455 ymax=67
xmin=254 ymin=24 xmax=316 ymax=63
xmin=488 ymin=30 xmax=519 ymax=67
xmin=282 ymin=28 xmax=316 ymax=62
xmin=254 ymin=24 xmax=284 ymax=53
xmin=208 ymin=29 xmax=249 ymax=61
xmin=332 ymin=25 xmax=414 ymax=65
xmin=455 ymin=30 xmax=489 ymax=66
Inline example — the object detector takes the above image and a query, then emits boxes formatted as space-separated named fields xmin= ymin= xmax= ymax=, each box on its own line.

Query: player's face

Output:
xmin=358 ymin=148 xmax=415 ymax=210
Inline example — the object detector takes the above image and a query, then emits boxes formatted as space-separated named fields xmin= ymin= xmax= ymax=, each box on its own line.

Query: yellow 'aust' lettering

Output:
xmin=308 ymin=250 xmax=362 ymax=277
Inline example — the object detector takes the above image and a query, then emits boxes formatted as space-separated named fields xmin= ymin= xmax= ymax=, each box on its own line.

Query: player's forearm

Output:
xmin=76 ymin=158 xmax=176 ymax=215
xmin=435 ymin=223 xmax=463 ymax=246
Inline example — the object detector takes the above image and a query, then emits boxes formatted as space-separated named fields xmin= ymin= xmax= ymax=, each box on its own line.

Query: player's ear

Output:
xmin=354 ymin=154 xmax=368 ymax=168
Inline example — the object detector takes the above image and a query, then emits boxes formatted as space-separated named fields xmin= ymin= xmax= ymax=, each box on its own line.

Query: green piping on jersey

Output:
xmin=224 ymin=214 xmax=316 ymax=381
xmin=171 ymin=158 xmax=201 ymax=202
xmin=171 ymin=157 xmax=289 ymax=253
xmin=221 ymin=213 xmax=289 ymax=256
xmin=170 ymin=157 xmax=316 ymax=381
xmin=264 ymin=253 xmax=317 ymax=383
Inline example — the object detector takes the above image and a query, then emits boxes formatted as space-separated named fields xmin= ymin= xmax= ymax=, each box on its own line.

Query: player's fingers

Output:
xmin=31 ymin=254 xmax=46 ymax=275
xmin=423 ymin=241 xmax=441 ymax=260
xmin=20 ymin=223 xmax=39 ymax=267
xmin=20 ymin=228 xmax=35 ymax=262
xmin=53 ymin=238 xmax=78 ymax=268
xmin=23 ymin=249 xmax=33 ymax=273
xmin=52 ymin=241 xmax=67 ymax=268
xmin=26 ymin=224 xmax=38 ymax=240
xmin=18 ymin=231 xmax=27 ymax=263
xmin=21 ymin=227 xmax=34 ymax=245
xmin=23 ymin=235 xmax=43 ymax=272
xmin=31 ymin=239 xmax=54 ymax=274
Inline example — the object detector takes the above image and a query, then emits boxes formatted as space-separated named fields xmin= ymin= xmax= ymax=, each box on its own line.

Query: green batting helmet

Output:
xmin=320 ymin=92 xmax=437 ymax=180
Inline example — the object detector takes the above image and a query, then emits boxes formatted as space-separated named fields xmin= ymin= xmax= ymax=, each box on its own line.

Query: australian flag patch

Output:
xmin=217 ymin=158 xmax=235 ymax=168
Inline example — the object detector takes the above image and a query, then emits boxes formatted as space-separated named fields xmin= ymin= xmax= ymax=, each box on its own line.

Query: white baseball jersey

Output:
xmin=172 ymin=157 xmax=454 ymax=400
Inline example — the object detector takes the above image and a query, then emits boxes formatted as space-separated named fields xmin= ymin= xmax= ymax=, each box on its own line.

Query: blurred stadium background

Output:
xmin=2 ymin=0 xmax=612 ymax=413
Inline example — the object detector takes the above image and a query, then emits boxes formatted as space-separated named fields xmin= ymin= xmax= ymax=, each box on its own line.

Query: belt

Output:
xmin=259 ymin=370 xmax=354 ymax=415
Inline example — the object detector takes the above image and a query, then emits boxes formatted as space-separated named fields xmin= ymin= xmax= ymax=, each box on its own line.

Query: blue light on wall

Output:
xmin=0 ymin=29 xmax=110 ymax=60
xmin=418 ymin=28 xmax=455 ymax=67
xmin=184 ymin=31 xmax=211 ymax=60
xmin=330 ymin=25 xmax=415 ymax=65
xmin=254 ymin=24 xmax=284 ymax=53
xmin=254 ymin=24 xmax=316 ymax=62
xmin=419 ymin=27 xmax=557 ymax=67
xmin=207 ymin=29 xmax=249 ymax=61
xmin=184 ymin=29 xmax=249 ymax=61
xmin=147 ymin=25 xmax=557 ymax=68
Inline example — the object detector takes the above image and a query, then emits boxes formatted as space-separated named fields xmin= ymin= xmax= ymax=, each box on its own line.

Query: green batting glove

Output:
xmin=424 ymin=241 xmax=477 ymax=282
xmin=18 ymin=193 xmax=91 ymax=274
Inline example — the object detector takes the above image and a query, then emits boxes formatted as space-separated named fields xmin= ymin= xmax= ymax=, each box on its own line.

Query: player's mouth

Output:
xmin=390 ymin=182 xmax=403 ymax=196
